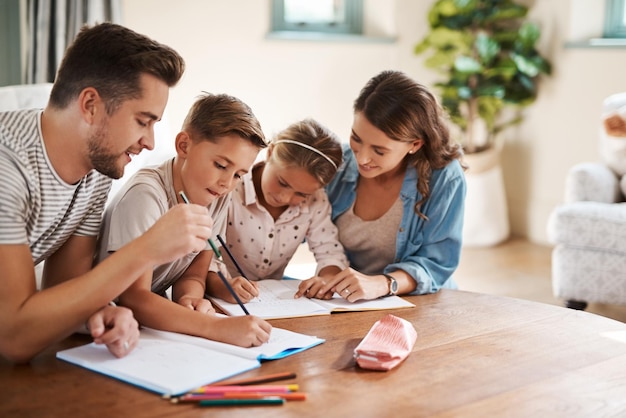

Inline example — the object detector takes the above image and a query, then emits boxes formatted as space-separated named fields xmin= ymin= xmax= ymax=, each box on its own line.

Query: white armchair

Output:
xmin=547 ymin=94 xmax=626 ymax=310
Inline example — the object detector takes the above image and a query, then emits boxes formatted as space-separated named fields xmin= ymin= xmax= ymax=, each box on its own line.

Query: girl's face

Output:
xmin=350 ymin=112 xmax=423 ymax=179
xmin=176 ymin=132 xmax=260 ymax=207
xmin=259 ymin=152 xmax=322 ymax=209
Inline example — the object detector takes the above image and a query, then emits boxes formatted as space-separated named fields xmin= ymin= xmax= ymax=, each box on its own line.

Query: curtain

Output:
xmin=24 ymin=0 xmax=122 ymax=83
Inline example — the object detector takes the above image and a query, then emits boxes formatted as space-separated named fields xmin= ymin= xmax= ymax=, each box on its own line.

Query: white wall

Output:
xmin=120 ymin=0 xmax=626 ymax=245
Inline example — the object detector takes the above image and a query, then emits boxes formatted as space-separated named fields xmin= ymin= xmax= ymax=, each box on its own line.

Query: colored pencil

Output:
xmin=192 ymin=384 xmax=298 ymax=394
xmin=210 ymin=371 xmax=297 ymax=386
xmin=198 ymin=398 xmax=285 ymax=406
xmin=171 ymin=392 xmax=306 ymax=403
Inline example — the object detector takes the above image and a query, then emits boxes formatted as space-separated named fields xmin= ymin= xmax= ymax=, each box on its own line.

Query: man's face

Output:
xmin=88 ymin=73 xmax=169 ymax=179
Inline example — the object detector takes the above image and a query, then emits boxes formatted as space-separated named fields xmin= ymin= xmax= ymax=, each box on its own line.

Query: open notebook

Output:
xmin=57 ymin=326 xmax=323 ymax=396
xmin=209 ymin=279 xmax=415 ymax=319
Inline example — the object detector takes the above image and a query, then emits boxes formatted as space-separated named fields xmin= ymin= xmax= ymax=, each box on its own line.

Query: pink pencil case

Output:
xmin=353 ymin=314 xmax=417 ymax=371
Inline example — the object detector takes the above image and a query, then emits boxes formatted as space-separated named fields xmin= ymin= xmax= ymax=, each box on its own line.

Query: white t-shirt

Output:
xmin=0 ymin=109 xmax=111 ymax=265
xmin=96 ymin=159 xmax=230 ymax=295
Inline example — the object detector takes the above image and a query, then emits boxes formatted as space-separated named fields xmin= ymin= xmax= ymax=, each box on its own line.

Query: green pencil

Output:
xmin=198 ymin=398 xmax=285 ymax=407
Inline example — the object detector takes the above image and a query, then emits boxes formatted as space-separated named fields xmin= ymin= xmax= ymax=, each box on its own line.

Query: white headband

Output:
xmin=273 ymin=139 xmax=338 ymax=170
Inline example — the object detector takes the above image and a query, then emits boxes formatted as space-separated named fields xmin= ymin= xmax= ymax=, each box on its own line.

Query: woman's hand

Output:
xmin=296 ymin=268 xmax=389 ymax=302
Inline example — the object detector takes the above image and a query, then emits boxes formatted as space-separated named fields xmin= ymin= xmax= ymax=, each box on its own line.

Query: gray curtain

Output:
xmin=24 ymin=0 xmax=122 ymax=83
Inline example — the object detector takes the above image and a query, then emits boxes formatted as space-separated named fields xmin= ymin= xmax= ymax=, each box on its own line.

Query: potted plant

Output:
xmin=414 ymin=0 xmax=551 ymax=155
xmin=414 ymin=0 xmax=552 ymax=246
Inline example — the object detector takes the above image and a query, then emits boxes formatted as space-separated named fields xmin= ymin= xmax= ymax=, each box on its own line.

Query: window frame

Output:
xmin=270 ymin=0 xmax=363 ymax=35
xmin=604 ymin=0 xmax=626 ymax=38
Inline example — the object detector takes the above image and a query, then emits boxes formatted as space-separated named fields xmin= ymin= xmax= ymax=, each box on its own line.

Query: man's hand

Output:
xmin=140 ymin=204 xmax=214 ymax=266
xmin=86 ymin=305 xmax=139 ymax=358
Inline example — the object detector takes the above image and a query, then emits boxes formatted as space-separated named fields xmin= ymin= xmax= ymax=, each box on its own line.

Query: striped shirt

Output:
xmin=0 ymin=109 xmax=111 ymax=265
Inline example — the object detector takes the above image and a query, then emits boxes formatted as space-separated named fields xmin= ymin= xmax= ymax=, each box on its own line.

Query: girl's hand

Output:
xmin=178 ymin=296 xmax=215 ymax=315
xmin=294 ymin=276 xmax=334 ymax=300
xmin=225 ymin=276 xmax=260 ymax=303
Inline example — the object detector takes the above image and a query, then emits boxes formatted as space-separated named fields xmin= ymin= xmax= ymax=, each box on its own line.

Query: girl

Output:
xmin=208 ymin=118 xmax=348 ymax=303
xmin=296 ymin=70 xmax=466 ymax=302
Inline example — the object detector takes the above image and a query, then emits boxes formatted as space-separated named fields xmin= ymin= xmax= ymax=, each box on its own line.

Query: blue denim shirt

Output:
xmin=326 ymin=144 xmax=466 ymax=294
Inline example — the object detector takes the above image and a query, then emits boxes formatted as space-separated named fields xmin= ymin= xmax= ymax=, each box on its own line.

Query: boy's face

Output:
xmin=178 ymin=134 xmax=260 ymax=207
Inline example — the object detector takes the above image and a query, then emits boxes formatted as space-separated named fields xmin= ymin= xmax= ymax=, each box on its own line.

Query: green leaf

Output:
xmin=475 ymin=32 xmax=500 ymax=63
xmin=518 ymin=22 xmax=540 ymax=47
xmin=511 ymin=52 xmax=540 ymax=77
xmin=454 ymin=56 xmax=482 ymax=73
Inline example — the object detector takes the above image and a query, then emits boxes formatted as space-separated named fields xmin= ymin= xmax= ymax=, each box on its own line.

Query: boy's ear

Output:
xmin=175 ymin=132 xmax=191 ymax=158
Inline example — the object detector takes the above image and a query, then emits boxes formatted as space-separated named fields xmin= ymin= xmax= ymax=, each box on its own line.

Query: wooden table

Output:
xmin=3 ymin=290 xmax=626 ymax=418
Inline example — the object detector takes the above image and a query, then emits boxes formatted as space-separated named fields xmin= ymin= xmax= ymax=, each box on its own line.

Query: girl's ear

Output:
xmin=175 ymin=132 xmax=191 ymax=158
xmin=266 ymin=143 xmax=274 ymax=160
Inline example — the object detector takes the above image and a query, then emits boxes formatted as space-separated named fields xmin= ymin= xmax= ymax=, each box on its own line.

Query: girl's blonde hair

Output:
xmin=270 ymin=119 xmax=343 ymax=186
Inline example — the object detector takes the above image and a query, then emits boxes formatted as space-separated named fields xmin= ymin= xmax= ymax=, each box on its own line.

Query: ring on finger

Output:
xmin=343 ymin=288 xmax=350 ymax=294
xmin=123 ymin=341 xmax=129 ymax=350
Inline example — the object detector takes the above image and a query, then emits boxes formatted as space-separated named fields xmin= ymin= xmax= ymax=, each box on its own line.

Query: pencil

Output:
xmin=210 ymin=371 xmax=297 ymax=386
xmin=178 ymin=191 xmax=222 ymax=261
xmin=217 ymin=270 xmax=250 ymax=315
xmin=178 ymin=191 xmax=249 ymax=315
xmin=216 ymin=234 xmax=248 ymax=280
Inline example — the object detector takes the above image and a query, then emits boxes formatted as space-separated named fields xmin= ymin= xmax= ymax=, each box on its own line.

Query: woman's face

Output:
xmin=260 ymin=151 xmax=322 ymax=209
xmin=349 ymin=112 xmax=422 ymax=179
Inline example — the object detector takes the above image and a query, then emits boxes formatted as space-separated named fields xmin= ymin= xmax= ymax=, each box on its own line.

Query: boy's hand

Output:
xmin=212 ymin=316 xmax=272 ymax=347
xmin=178 ymin=296 xmax=215 ymax=315
xmin=86 ymin=305 xmax=139 ymax=358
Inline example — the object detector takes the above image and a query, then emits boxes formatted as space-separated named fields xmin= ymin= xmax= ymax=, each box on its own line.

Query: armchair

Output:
xmin=547 ymin=94 xmax=626 ymax=310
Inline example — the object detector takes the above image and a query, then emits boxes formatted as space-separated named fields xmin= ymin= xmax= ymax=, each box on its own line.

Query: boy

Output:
xmin=96 ymin=93 xmax=272 ymax=347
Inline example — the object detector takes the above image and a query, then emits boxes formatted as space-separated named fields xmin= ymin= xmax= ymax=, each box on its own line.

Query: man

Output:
xmin=0 ymin=23 xmax=213 ymax=363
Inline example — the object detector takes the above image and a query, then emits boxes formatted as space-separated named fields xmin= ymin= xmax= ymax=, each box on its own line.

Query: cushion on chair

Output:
xmin=547 ymin=201 xmax=626 ymax=254
xmin=564 ymin=162 xmax=622 ymax=203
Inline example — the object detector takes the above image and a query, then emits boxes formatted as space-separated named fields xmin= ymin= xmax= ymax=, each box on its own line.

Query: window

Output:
xmin=604 ymin=0 xmax=626 ymax=38
xmin=271 ymin=0 xmax=362 ymax=35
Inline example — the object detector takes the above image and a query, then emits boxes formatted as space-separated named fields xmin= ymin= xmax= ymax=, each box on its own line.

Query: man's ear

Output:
xmin=175 ymin=131 xmax=192 ymax=158
xmin=78 ymin=87 xmax=100 ymax=124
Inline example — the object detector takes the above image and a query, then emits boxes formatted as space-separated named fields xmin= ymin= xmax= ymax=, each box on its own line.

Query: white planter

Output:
xmin=462 ymin=148 xmax=510 ymax=247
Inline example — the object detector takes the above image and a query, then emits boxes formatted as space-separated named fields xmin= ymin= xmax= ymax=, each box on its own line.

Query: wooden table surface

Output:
xmin=3 ymin=289 xmax=626 ymax=418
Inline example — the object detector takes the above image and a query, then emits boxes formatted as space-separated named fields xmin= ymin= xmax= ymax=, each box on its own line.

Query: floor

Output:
xmin=289 ymin=238 xmax=626 ymax=324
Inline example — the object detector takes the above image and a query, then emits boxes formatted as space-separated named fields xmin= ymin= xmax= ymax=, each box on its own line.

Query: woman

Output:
xmin=296 ymin=70 xmax=466 ymax=302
